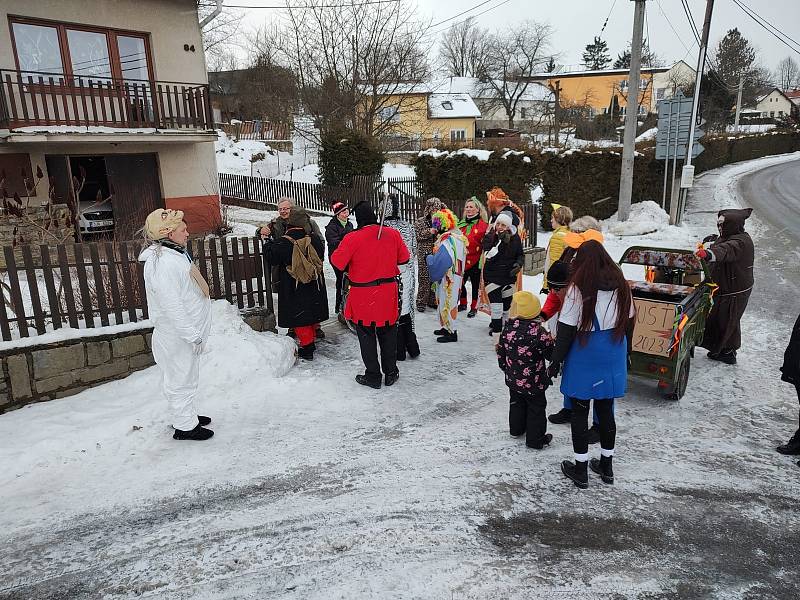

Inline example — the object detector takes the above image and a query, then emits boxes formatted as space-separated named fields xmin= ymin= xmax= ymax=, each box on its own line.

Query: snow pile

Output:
xmin=215 ymin=131 xmax=297 ymax=178
xmin=604 ymin=200 xmax=670 ymax=236
xmin=454 ymin=148 xmax=493 ymax=161
xmin=636 ymin=127 xmax=658 ymax=142
xmin=207 ymin=300 xmax=296 ymax=379
xmin=418 ymin=148 xmax=449 ymax=159
xmin=725 ymin=124 xmax=776 ymax=133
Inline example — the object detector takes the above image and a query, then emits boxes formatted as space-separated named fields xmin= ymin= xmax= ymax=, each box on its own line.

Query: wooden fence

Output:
xmin=218 ymin=120 xmax=291 ymax=141
xmin=0 ymin=238 xmax=271 ymax=341
xmin=220 ymin=173 xmax=539 ymax=247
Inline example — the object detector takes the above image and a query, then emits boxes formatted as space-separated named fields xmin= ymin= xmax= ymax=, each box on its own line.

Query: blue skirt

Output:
xmin=561 ymin=329 xmax=628 ymax=400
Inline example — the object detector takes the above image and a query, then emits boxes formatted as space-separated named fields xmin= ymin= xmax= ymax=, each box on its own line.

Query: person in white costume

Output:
xmin=139 ymin=209 xmax=214 ymax=441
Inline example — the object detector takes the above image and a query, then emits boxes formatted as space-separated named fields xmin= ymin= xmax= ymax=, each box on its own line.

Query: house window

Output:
xmin=520 ymin=107 xmax=527 ymax=119
xmin=770 ymin=111 xmax=775 ymax=117
xmin=656 ymin=87 xmax=666 ymax=100
xmin=450 ymin=129 xmax=466 ymax=141
xmin=10 ymin=17 xmax=153 ymax=82
xmin=441 ymin=101 xmax=453 ymax=111
xmin=379 ymin=106 xmax=400 ymax=123
xmin=779 ymin=110 xmax=784 ymax=117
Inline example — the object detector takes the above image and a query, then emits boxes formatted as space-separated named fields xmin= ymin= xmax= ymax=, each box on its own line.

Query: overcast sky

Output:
xmin=228 ymin=0 xmax=800 ymax=76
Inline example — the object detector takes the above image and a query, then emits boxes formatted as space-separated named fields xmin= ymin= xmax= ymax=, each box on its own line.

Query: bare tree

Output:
xmin=197 ymin=1 xmax=244 ymax=70
xmin=475 ymin=21 xmax=552 ymax=129
xmin=278 ymin=0 xmax=431 ymax=138
xmin=438 ymin=17 xmax=487 ymax=77
xmin=774 ymin=56 xmax=800 ymax=91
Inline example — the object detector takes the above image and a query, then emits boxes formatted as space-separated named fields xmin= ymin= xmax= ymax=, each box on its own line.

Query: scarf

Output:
xmin=458 ymin=214 xmax=482 ymax=235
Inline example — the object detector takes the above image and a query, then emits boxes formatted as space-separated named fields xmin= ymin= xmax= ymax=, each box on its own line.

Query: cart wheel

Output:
xmin=662 ymin=357 xmax=691 ymax=401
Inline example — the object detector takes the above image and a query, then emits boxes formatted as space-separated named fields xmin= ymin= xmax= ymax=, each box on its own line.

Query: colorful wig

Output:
xmin=431 ymin=208 xmax=458 ymax=232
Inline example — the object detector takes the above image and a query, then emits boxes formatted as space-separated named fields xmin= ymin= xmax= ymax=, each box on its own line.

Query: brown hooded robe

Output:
xmin=700 ymin=208 xmax=754 ymax=354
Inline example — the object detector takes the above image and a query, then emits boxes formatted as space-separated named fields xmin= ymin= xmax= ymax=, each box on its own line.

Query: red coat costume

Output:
xmin=459 ymin=217 xmax=488 ymax=271
xmin=330 ymin=224 xmax=410 ymax=327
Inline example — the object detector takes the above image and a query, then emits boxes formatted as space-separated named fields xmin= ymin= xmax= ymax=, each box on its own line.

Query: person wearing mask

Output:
xmin=331 ymin=202 xmax=410 ymax=389
xmin=426 ymin=208 xmax=468 ymax=343
xmin=139 ymin=209 xmax=213 ymax=441
xmin=482 ymin=212 xmax=524 ymax=335
xmin=458 ymin=197 xmax=489 ymax=318
xmin=695 ymin=208 xmax=755 ymax=365
xmin=384 ymin=194 xmax=420 ymax=361
xmin=547 ymin=240 xmax=635 ymax=489
xmin=414 ymin=197 xmax=446 ymax=312
xmin=259 ymin=208 xmax=328 ymax=360
xmin=325 ymin=201 xmax=354 ymax=315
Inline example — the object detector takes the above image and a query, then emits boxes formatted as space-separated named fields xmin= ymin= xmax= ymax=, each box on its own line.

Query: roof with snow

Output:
xmin=428 ymin=93 xmax=481 ymax=119
xmin=432 ymin=77 xmax=553 ymax=102
xmin=529 ymin=65 xmax=672 ymax=79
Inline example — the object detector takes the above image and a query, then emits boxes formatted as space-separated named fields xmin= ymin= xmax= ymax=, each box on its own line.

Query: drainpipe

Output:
xmin=199 ymin=0 xmax=224 ymax=29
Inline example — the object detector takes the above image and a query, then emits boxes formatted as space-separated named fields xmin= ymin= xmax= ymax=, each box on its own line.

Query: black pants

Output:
xmin=355 ymin=323 xmax=398 ymax=384
xmin=396 ymin=313 xmax=420 ymax=360
xmin=509 ymin=389 xmax=548 ymax=448
xmin=488 ymin=285 xmax=513 ymax=331
xmin=570 ymin=398 xmax=616 ymax=457
xmin=333 ymin=267 xmax=345 ymax=313
xmin=459 ymin=263 xmax=481 ymax=307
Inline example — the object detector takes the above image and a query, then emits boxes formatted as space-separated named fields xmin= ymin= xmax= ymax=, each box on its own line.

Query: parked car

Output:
xmin=78 ymin=200 xmax=115 ymax=235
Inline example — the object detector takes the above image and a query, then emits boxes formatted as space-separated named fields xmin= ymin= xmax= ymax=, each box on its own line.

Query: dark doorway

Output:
xmin=68 ymin=156 xmax=115 ymax=239
xmin=105 ymin=154 xmax=163 ymax=240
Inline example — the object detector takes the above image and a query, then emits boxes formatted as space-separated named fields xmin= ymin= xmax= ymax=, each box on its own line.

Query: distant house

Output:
xmin=208 ymin=69 xmax=243 ymax=124
xmin=529 ymin=61 xmax=695 ymax=118
xmin=0 ymin=0 xmax=220 ymax=237
xmin=750 ymin=88 xmax=796 ymax=119
xmin=435 ymin=77 xmax=554 ymax=131
xmin=366 ymin=82 xmax=481 ymax=145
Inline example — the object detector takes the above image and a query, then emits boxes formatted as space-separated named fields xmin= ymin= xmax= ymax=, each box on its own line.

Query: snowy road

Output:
xmin=2 ymin=155 xmax=800 ymax=599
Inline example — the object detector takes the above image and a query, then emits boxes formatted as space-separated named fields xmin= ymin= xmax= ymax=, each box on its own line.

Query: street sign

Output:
xmin=655 ymin=91 xmax=705 ymax=160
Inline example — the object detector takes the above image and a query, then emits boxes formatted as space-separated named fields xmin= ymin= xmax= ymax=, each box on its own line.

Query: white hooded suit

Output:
xmin=139 ymin=244 xmax=212 ymax=431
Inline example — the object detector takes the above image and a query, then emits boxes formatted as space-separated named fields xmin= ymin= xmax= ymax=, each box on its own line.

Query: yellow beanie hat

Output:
xmin=510 ymin=291 xmax=541 ymax=320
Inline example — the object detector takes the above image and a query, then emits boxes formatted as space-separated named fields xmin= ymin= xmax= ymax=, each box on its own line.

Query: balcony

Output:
xmin=0 ymin=69 xmax=213 ymax=134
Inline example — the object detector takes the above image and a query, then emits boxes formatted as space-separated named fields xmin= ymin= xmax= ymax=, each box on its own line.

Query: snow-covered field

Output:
xmin=2 ymin=153 xmax=800 ymax=599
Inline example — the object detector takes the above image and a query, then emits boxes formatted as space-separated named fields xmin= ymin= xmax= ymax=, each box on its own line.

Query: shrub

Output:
xmin=412 ymin=150 xmax=543 ymax=205
xmin=318 ymin=128 xmax=385 ymax=187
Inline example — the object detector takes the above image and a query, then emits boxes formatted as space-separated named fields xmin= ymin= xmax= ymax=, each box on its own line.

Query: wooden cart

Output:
xmin=620 ymin=246 xmax=715 ymax=400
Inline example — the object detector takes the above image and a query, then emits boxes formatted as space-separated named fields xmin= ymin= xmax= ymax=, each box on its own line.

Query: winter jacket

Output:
xmin=482 ymin=229 xmax=524 ymax=286
xmin=324 ymin=216 xmax=354 ymax=261
xmin=540 ymin=290 xmax=563 ymax=321
xmin=458 ymin=215 xmax=488 ymax=271
xmin=140 ymin=244 xmax=212 ymax=345
xmin=543 ymin=225 xmax=569 ymax=289
xmin=781 ymin=314 xmax=800 ymax=385
xmin=261 ymin=228 xmax=329 ymax=328
xmin=496 ymin=317 xmax=554 ymax=394
xmin=330 ymin=223 xmax=410 ymax=326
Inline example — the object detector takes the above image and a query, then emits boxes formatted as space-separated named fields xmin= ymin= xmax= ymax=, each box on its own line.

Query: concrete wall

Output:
xmin=0 ymin=327 xmax=155 ymax=413
xmin=0 ymin=0 xmax=207 ymax=84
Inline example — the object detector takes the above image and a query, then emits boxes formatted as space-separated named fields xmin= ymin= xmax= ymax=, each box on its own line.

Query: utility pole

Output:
xmin=677 ymin=0 xmax=714 ymax=225
xmin=548 ymin=80 xmax=562 ymax=146
xmin=734 ymin=73 xmax=744 ymax=133
xmin=617 ymin=0 xmax=647 ymax=222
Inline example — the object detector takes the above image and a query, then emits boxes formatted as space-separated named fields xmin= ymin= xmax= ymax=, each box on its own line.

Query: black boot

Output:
xmin=458 ymin=304 xmax=467 ymax=312
xmin=561 ymin=460 xmax=588 ymax=489
xmin=315 ymin=328 xmax=326 ymax=340
xmin=434 ymin=328 xmax=448 ymax=336
xmin=173 ymin=424 xmax=214 ymax=441
xmin=590 ymin=455 xmax=614 ymax=484
xmin=777 ymin=430 xmax=800 ymax=455
xmin=527 ymin=433 xmax=553 ymax=450
xmin=548 ymin=408 xmax=572 ymax=425
xmin=437 ymin=330 xmax=458 ymax=343
xmin=385 ymin=371 xmax=400 ymax=386
xmin=198 ymin=415 xmax=211 ymax=426
xmin=355 ymin=374 xmax=381 ymax=389
xmin=297 ymin=343 xmax=315 ymax=360
xmin=490 ymin=318 xmax=502 ymax=334
xmin=467 ymin=308 xmax=478 ymax=318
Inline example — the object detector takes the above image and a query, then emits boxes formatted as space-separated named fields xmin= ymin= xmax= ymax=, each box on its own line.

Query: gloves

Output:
xmin=694 ymin=247 xmax=710 ymax=260
xmin=546 ymin=362 xmax=561 ymax=379
xmin=192 ymin=339 xmax=205 ymax=355
xmin=510 ymin=265 xmax=522 ymax=277
xmin=702 ymin=234 xmax=719 ymax=244
xmin=499 ymin=231 xmax=512 ymax=244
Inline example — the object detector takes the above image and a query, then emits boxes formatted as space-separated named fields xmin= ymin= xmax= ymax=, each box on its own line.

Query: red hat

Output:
xmin=332 ymin=201 xmax=348 ymax=216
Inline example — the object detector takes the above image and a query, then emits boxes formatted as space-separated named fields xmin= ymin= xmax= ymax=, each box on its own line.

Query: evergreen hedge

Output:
xmin=412 ymin=130 xmax=800 ymax=230
xmin=318 ymin=128 xmax=385 ymax=187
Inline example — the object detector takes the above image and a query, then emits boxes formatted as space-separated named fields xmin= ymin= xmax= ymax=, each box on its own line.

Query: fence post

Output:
xmin=244 ymin=175 xmax=249 ymax=201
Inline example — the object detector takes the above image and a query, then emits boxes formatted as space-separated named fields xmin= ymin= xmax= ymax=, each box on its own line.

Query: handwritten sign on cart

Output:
xmin=632 ymin=299 xmax=677 ymax=357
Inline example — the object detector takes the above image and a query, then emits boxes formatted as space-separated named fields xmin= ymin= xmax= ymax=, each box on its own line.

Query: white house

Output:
xmin=751 ymin=89 xmax=794 ymax=119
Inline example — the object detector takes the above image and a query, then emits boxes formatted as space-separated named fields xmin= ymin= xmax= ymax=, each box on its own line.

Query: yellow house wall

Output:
xmin=374 ymin=94 xmax=476 ymax=139
xmin=546 ymin=72 xmax=656 ymax=113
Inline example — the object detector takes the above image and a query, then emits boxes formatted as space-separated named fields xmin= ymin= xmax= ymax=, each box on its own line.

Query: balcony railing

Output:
xmin=0 ymin=69 xmax=213 ymax=132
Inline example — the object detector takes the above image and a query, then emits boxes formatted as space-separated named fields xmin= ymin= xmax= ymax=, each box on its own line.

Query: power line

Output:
xmin=430 ymin=0 xmax=496 ymax=29
xmin=599 ymin=0 xmax=618 ymax=36
xmin=730 ymin=0 xmax=800 ymax=56
xmin=680 ymin=0 xmax=701 ymax=45
xmin=428 ymin=0 xmax=513 ymax=36
xmin=222 ymin=0 xmax=399 ymax=8
xmin=655 ymin=0 xmax=694 ymax=55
